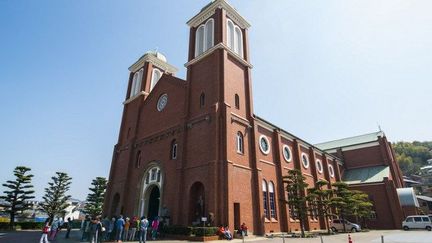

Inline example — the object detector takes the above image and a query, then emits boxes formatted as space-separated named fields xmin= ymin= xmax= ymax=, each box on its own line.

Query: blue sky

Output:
xmin=1 ymin=0 xmax=431 ymax=200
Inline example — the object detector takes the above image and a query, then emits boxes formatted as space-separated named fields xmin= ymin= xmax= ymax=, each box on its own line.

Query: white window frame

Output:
xmin=301 ymin=153 xmax=309 ymax=169
xmin=259 ymin=135 xmax=270 ymax=155
xmin=268 ymin=181 xmax=277 ymax=219
xmin=150 ymin=68 xmax=162 ymax=91
xmin=328 ymin=164 xmax=335 ymax=178
xmin=236 ymin=132 xmax=244 ymax=154
xmin=226 ymin=19 xmax=243 ymax=58
xmin=316 ymin=159 xmax=323 ymax=173
xmin=282 ymin=145 xmax=292 ymax=162
xmin=195 ymin=18 xmax=214 ymax=57
xmin=227 ymin=19 xmax=235 ymax=50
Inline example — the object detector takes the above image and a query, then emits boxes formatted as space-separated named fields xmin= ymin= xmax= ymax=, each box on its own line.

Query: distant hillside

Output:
xmin=393 ymin=141 xmax=432 ymax=176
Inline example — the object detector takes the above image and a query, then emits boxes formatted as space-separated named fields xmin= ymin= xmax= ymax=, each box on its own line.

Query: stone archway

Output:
xmin=138 ymin=165 xmax=163 ymax=220
xmin=189 ymin=182 xmax=205 ymax=225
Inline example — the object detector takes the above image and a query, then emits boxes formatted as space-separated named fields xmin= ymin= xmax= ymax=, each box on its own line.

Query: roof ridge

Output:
xmin=315 ymin=131 xmax=383 ymax=146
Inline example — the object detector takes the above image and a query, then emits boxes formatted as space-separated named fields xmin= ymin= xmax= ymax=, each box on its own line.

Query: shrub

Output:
xmin=0 ymin=222 xmax=9 ymax=230
xmin=17 ymin=222 xmax=45 ymax=230
xmin=193 ymin=227 xmax=219 ymax=236
xmin=161 ymin=225 xmax=193 ymax=236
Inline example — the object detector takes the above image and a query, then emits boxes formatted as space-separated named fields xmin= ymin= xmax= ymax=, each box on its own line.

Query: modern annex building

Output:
xmin=104 ymin=0 xmax=410 ymax=234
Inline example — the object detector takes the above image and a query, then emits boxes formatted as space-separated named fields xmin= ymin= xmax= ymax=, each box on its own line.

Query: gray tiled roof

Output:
xmin=315 ymin=131 xmax=384 ymax=151
xmin=342 ymin=165 xmax=389 ymax=185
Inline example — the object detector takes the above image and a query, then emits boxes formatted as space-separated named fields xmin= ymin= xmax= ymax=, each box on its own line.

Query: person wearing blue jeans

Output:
xmin=139 ymin=216 xmax=149 ymax=243
xmin=115 ymin=215 xmax=125 ymax=242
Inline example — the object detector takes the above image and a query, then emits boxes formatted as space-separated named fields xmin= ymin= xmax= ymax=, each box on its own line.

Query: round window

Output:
xmin=282 ymin=145 xmax=292 ymax=162
xmin=259 ymin=135 xmax=270 ymax=154
xmin=328 ymin=164 xmax=335 ymax=178
xmin=316 ymin=160 xmax=323 ymax=173
xmin=157 ymin=93 xmax=168 ymax=111
xmin=301 ymin=153 xmax=309 ymax=168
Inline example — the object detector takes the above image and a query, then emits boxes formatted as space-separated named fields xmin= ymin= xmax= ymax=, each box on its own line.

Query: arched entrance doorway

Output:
xmin=138 ymin=165 xmax=163 ymax=221
xmin=189 ymin=182 xmax=205 ymax=225
xmin=147 ymin=186 xmax=160 ymax=221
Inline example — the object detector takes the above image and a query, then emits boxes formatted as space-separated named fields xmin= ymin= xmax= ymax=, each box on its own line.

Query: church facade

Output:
xmin=104 ymin=0 xmax=406 ymax=234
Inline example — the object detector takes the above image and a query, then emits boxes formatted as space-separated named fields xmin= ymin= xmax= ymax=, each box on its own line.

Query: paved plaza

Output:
xmin=0 ymin=229 xmax=430 ymax=243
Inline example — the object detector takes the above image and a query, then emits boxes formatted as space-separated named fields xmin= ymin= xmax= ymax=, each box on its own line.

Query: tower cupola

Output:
xmin=124 ymin=51 xmax=178 ymax=104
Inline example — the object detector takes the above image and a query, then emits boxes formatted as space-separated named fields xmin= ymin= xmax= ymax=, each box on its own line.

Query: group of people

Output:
xmin=39 ymin=217 xmax=73 ymax=243
xmin=218 ymin=222 xmax=248 ymax=240
xmin=81 ymin=215 xmax=160 ymax=243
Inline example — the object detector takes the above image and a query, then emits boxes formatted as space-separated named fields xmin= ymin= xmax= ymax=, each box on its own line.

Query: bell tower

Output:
xmin=181 ymin=0 xmax=260 ymax=232
xmin=185 ymin=0 xmax=254 ymax=120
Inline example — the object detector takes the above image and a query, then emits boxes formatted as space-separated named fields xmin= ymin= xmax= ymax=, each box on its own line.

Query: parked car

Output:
xmin=402 ymin=215 xmax=432 ymax=231
xmin=330 ymin=219 xmax=361 ymax=232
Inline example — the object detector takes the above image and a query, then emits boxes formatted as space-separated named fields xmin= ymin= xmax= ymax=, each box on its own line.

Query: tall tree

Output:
xmin=329 ymin=182 xmax=353 ymax=232
xmin=308 ymin=180 xmax=333 ymax=234
xmin=0 ymin=166 xmax=35 ymax=229
xmin=350 ymin=190 xmax=373 ymax=228
xmin=283 ymin=169 xmax=309 ymax=238
xmin=84 ymin=177 xmax=107 ymax=218
xmin=40 ymin=172 xmax=72 ymax=222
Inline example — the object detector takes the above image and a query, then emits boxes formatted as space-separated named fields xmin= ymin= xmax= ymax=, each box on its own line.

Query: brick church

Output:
xmin=104 ymin=0 xmax=412 ymax=234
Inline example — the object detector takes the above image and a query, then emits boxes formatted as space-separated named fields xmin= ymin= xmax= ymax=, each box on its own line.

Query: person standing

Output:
xmin=39 ymin=219 xmax=50 ymax=243
xmin=115 ymin=215 xmax=125 ymax=242
xmin=151 ymin=217 xmax=159 ymax=240
xmin=81 ymin=215 xmax=91 ymax=242
xmin=123 ymin=217 xmax=130 ymax=241
xmin=65 ymin=217 xmax=72 ymax=239
xmin=101 ymin=216 xmax=111 ymax=241
xmin=89 ymin=217 xmax=103 ymax=243
xmin=48 ymin=218 xmax=60 ymax=241
xmin=139 ymin=216 xmax=149 ymax=243
xmin=129 ymin=216 xmax=138 ymax=241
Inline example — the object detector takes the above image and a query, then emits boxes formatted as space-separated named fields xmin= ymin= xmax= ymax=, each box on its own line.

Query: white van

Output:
xmin=402 ymin=215 xmax=432 ymax=231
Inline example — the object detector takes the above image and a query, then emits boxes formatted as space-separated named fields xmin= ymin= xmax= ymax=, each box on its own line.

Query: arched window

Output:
xmin=269 ymin=181 xmax=277 ymax=219
xmin=236 ymin=132 xmax=244 ymax=154
xmin=130 ymin=68 xmax=143 ymax=98
xmin=150 ymin=69 xmax=162 ymax=91
xmin=235 ymin=94 xmax=240 ymax=109
xmin=195 ymin=18 xmax=214 ymax=57
xmin=171 ymin=139 xmax=177 ymax=160
xmin=227 ymin=20 xmax=235 ymax=49
xmin=130 ymin=72 xmax=138 ymax=97
xmin=262 ymin=180 xmax=269 ymax=219
xmin=226 ymin=19 xmax=243 ymax=58
xmin=205 ymin=19 xmax=214 ymax=51
xmin=200 ymin=93 xmax=205 ymax=108
xmin=196 ymin=25 xmax=205 ymax=56
xmin=234 ymin=26 xmax=243 ymax=58
xmin=135 ymin=151 xmax=142 ymax=168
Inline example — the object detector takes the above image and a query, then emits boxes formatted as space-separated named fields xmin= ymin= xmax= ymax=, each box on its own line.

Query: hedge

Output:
xmin=161 ymin=225 xmax=219 ymax=236
xmin=0 ymin=222 xmax=45 ymax=230
xmin=193 ymin=227 xmax=219 ymax=236
xmin=161 ymin=225 xmax=193 ymax=236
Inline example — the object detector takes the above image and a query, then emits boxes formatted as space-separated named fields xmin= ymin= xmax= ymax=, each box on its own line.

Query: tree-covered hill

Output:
xmin=393 ymin=141 xmax=432 ymax=176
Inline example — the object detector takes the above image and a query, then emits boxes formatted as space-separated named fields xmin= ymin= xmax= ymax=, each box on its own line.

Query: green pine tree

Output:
xmin=329 ymin=181 xmax=353 ymax=232
xmin=84 ymin=177 xmax=107 ymax=218
xmin=307 ymin=180 xmax=333 ymax=234
xmin=0 ymin=166 xmax=35 ymax=229
xmin=40 ymin=172 xmax=72 ymax=222
xmin=283 ymin=169 xmax=309 ymax=238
